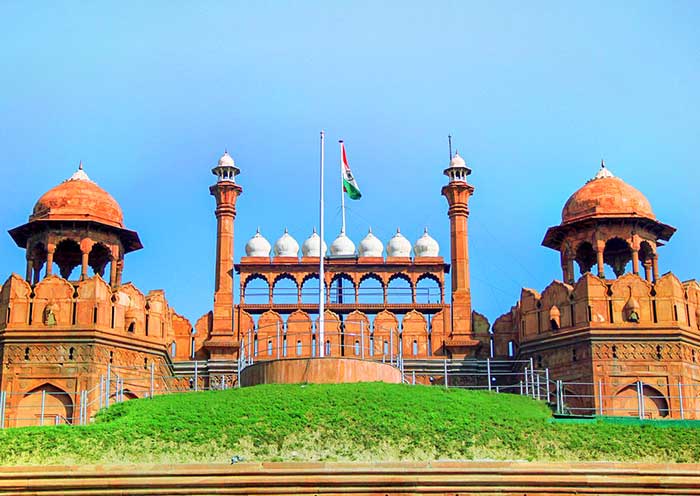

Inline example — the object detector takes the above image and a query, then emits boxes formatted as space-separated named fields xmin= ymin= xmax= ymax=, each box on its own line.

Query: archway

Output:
xmin=604 ymin=238 xmax=633 ymax=278
xmin=574 ymin=242 xmax=596 ymax=276
xmin=416 ymin=274 xmax=441 ymax=304
xmin=330 ymin=273 xmax=354 ymax=304
xmin=611 ymin=383 xmax=669 ymax=418
xmin=358 ymin=274 xmax=384 ymax=305
xmin=272 ymin=274 xmax=298 ymax=304
xmin=243 ymin=274 xmax=270 ymax=304
xmin=16 ymin=383 xmax=74 ymax=427
xmin=29 ymin=242 xmax=47 ymax=282
xmin=88 ymin=243 xmax=112 ymax=278
xmin=300 ymin=275 xmax=325 ymax=305
xmin=54 ymin=239 xmax=82 ymax=279
xmin=387 ymin=274 xmax=412 ymax=304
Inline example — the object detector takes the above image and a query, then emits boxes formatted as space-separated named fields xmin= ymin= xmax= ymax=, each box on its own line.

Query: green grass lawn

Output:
xmin=1 ymin=383 xmax=699 ymax=465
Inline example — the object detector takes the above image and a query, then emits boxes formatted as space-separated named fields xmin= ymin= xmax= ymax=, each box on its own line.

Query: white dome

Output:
xmin=69 ymin=162 xmax=92 ymax=182
xmin=414 ymin=228 xmax=440 ymax=257
xmin=330 ymin=231 xmax=356 ymax=256
xmin=593 ymin=159 xmax=614 ymax=180
xmin=358 ymin=228 xmax=383 ymax=257
xmin=386 ymin=228 xmax=412 ymax=257
xmin=245 ymin=228 xmax=271 ymax=257
xmin=449 ymin=151 xmax=467 ymax=168
xmin=273 ymin=229 xmax=299 ymax=257
xmin=301 ymin=228 xmax=327 ymax=257
xmin=218 ymin=151 xmax=235 ymax=167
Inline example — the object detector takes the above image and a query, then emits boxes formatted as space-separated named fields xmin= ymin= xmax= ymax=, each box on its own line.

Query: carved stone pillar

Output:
xmin=631 ymin=249 xmax=639 ymax=275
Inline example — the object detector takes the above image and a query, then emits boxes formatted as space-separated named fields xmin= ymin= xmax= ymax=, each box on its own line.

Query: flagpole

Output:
xmin=319 ymin=130 xmax=325 ymax=357
xmin=339 ymin=140 xmax=346 ymax=234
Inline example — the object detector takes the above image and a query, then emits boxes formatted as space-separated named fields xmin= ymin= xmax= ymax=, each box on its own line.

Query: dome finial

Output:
xmin=592 ymin=159 xmax=614 ymax=180
xmin=78 ymin=160 xmax=83 ymax=171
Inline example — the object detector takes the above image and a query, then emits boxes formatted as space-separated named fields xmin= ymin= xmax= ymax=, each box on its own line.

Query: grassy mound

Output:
xmin=1 ymin=383 xmax=699 ymax=465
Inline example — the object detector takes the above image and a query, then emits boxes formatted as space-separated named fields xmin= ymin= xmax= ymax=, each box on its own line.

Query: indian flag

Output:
xmin=340 ymin=141 xmax=362 ymax=200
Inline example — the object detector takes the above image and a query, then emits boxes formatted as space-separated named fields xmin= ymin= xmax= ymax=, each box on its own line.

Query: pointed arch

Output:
xmin=243 ymin=273 xmax=270 ymax=305
xmin=358 ymin=273 xmax=384 ymax=305
xmin=17 ymin=383 xmax=74 ymax=426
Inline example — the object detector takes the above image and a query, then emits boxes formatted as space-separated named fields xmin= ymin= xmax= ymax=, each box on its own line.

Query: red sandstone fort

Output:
xmin=1 ymin=150 xmax=698 ymax=426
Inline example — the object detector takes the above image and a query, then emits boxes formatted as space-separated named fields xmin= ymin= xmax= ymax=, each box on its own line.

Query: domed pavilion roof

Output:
xmin=30 ymin=164 xmax=125 ymax=229
xmin=542 ymin=162 xmax=675 ymax=250
xmin=561 ymin=163 xmax=655 ymax=224
xmin=9 ymin=164 xmax=142 ymax=253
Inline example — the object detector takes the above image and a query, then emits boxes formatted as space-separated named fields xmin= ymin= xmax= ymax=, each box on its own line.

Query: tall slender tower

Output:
xmin=441 ymin=152 xmax=478 ymax=357
xmin=205 ymin=151 xmax=242 ymax=358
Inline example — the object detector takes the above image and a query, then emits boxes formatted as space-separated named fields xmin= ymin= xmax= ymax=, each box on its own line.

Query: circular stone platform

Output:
xmin=239 ymin=357 xmax=403 ymax=386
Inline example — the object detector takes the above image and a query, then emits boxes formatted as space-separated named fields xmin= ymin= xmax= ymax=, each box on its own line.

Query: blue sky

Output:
xmin=0 ymin=1 xmax=698 ymax=325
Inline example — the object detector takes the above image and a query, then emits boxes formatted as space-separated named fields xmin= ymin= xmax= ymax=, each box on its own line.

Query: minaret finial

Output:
xmin=448 ymin=134 xmax=453 ymax=160
xmin=78 ymin=160 xmax=83 ymax=171
xmin=601 ymin=158 xmax=605 ymax=169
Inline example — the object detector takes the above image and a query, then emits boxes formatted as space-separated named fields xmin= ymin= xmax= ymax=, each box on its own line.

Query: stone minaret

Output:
xmin=441 ymin=152 xmax=477 ymax=357
xmin=207 ymin=151 xmax=242 ymax=357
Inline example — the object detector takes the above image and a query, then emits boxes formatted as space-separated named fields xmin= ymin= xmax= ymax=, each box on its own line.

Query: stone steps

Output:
xmin=0 ymin=462 xmax=698 ymax=495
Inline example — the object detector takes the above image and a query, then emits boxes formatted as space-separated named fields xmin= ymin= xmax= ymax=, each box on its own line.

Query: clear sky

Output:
xmin=0 ymin=1 xmax=698 ymax=326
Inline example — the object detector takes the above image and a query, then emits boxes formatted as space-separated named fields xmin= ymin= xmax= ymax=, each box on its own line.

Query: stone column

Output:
xmin=80 ymin=250 xmax=89 ymax=280
xmin=596 ymin=245 xmax=605 ymax=279
xmin=45 ymin=246 xmax=55 ymax=278
xmin=25 ymin=257 xmax=33 ymax=283
xmin=109 ymin=255 xmax=118 ymax=287
xmin=652 ymin=254 xmax=660 ymax=282
xmin=631 ymin=249 xmax=639 ymax=276
xmin=643 ymin=260 xmax=652 ymax=281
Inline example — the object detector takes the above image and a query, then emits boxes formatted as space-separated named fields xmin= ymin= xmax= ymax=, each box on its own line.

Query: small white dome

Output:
xmin=593 ymin=159 xmax=614 ymax=180
xmin=358 ymin=228 xmax=383 ymax=257
xmin=218 ymin=150 xmax=235 ymax=167
xmin=330 ymin=231 xmax=356 ymax=256
xmin=68 ymin=161 xmax=93 ymax=183
xmin=273 ymin=228 xmax=299 ymax=257
xmin=245 ymin=228 xmax=271 ymax=257
xmin=449 ymin=151 xmax=467 ymax=168
xmin=414 ymin=228 xmax=440 ymax=257
xmin=301 ymin=228 xmax=327 ymax=257
xmin=386 ymin=228 xmax=412 ymax=257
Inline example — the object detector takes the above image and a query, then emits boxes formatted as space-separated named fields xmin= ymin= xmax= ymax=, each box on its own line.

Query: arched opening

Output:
xmin=387 ymin=274 xmax=412 ymax=304
xmin=170 ymin=341 xmax=176 ymax=357
xmin=300 ymin=275 xmax=326 ymax=304
xmin=415 ymin=274 xmax=441 ymax=304
xmin=574 ymin=242 xmax=596 ymax=276
xmin=29 ymin=242 xmax=47 ymax=282
xmin=53 ymin=239 xmax=82 ymax=279
xmin=611 ymin=383 xmax=670 ymax=418
xmin=358 ymin=274 xmax=384 ymax=304
xmin=88 ymin=243 xmax=112 ymax=278
xmin=330 ymin=274 xmax=355 ymax=304
xmin=272 ymin=274 xmax=298 ymax=304
xmin=243 ymin=275 xmax=270 ymax=305
xmin=16 ymin=383 xmax=74 ymax=427
xmin=604 ymin=238 xmax=633 ymax=278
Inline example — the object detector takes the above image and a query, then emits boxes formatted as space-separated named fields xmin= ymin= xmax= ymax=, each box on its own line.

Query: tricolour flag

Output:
xmin=340 ymin=141 xmax=362 ymax=200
